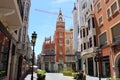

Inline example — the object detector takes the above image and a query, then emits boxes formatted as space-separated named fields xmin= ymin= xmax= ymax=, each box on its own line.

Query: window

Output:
xmin=107 ymin=8 xmax=111 ymax=19
xmin=78 ymin=26 xmax=79 ymax=34
xmin=89 ymin=37 xmax=92 ymax=47
xmin=24 ymin=3 xmax=29 ymax=21
xmin=80 ymin=30 xmax=82 ymax=38
xmin=0 ymin=31 xmax=10 ymax=78
xmin=99 ymin=32 xmax=107 ymax=47
xmin=82 ymin=2 xmax=87 ymax=10
xmin=83 ymin=29 xmax=85 ymax=37
xmin=111 ymin=2 xmax=117 ymax=14
xmin=93 ymin=35 xmax=97 ymax=47
xmin=18 ymin=29 xmax=21 ymax=42
xmin=84 ymin=43 xmax=86 ymax=50
xmin=86 ymin=28 xmax=88 ymax=36
xmin=111 ymin=23 xmax=120 ymax=42
xmin=91 ymin=4 xmax=93 ymax=11
xmin=88 ymin=19 xmax=91 ymax=30
xmin=66 ymin=40 xmax=69 ymax=45
xmin=97 ymin=2 xmax=101 ymax=12
xmin=92 ymin=18 xmax=95 ymax=28
xmin=14 ymin=30 xmax=17 ymax=34
xmin=59 ymin=40 xmax=63 ymax=46
xmin=12 ymin=44 xmax=16 ymax=55
xmin=98 ymin=16 xmax=103 ymax=26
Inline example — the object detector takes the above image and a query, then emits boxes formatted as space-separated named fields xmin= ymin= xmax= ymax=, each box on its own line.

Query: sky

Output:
xmin=28 ymin=0 xmax=75 ymax=57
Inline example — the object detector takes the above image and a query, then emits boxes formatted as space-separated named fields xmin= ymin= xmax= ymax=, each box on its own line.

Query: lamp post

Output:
xmin=31 ymin=31 xmax=37 ymax=80
xmin=94 ymin=47 xmax=102 ymax=80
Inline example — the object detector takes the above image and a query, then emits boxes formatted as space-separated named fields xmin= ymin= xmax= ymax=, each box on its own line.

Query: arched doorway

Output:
xmin=118 ymin=58 xmax=120 ymax=78
xmin=115 ymin=54 xmax=120 ymax=78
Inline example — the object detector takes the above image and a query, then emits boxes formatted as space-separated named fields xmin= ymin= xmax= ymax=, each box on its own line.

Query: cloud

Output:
xmin=52 ymin=0 xmax=74 ymax=4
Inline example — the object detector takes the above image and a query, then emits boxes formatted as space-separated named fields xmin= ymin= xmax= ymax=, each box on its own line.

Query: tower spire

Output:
xmin=58 ymin=8 xmax=63 ymax=21
xmin=73 ymin=3 xmax=77 ymax=10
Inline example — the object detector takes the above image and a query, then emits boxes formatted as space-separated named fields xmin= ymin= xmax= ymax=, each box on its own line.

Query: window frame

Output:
xmin=98 ymin=31 xmax=107 ymax=47
xmin=106 ymin=8 xmax=111 ymax=19
xmin=111 ymin=22 xmax=120 ymax=42
xmin=111 ymin=1 xmax=118 ymax=15
xmin=98 ymin=16 xmax=103 ymax=27
xmin=97 ymin=2 xmax=102 ymax=12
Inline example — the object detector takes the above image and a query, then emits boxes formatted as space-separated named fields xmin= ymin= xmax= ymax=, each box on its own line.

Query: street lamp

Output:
xmin=31 ymin=31 xmax=37 ymax=80
xmin=94 ymin=47 xmax=102 ymax=80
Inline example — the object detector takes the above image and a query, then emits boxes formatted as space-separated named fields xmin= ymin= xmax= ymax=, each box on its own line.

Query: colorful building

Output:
xmin=94 ymin=0 xmax=120 ymax=78
xmin=73 ymin=0 xmax=97 ymax=76
xmin=40 ymin=9 xmax=75 ymax=72
xmin=41 ymin=37 xmax=55 ymax=72
xmin=0 ymin=0 xmax=32 ymax=80
xmin=73 ymin=0 xmax=120 ymax=78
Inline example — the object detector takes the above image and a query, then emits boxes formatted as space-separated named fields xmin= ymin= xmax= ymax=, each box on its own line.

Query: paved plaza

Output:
xmin=25 ymin=73 xmax=107 ymax=80
xmin=46 ymin=73 xmax=74 ymax=80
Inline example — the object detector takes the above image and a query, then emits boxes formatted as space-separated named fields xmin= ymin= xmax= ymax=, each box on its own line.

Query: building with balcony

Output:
xmin=0 ymin=0 xmax=31 ymax=80
xmin=0 ymin=0 xmax=23 ymax=80
xmin=94 ymin=0 xmax=120 ymax=78
xmin=73 ymin=0 xmax=97 ymax=76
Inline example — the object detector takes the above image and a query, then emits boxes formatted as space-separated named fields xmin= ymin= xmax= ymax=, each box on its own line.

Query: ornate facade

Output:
xmin=40 ymin=10 xmax=75 ymax=72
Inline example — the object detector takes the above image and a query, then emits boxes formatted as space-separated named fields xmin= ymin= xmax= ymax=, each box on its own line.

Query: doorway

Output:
xmin=118 ymin=58 xmax=120 ymax=78
xmin=58 ymin=64 xmax=63 ymax=72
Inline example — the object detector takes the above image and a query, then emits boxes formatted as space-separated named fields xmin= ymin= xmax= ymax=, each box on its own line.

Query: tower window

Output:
xmin=84 ymin=43 xmax=86 ymax=50
xmin=89 ymin=37 xmax=92 ymax=47
xmin=83 ymin=29 xmax=85 ymax=37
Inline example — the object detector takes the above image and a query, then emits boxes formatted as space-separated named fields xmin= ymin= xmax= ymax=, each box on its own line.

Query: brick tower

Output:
xmin=54 ymin=9 xmax=65 ymax=72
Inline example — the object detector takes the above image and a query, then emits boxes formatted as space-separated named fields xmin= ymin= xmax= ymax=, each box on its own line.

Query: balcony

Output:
xmin=0 ymin=0 xmax=23 ymax=30
xmin=81 ymin=47 xmax=96 ymax=59
xmin=86 ymin=11 xmax=94 ymax=20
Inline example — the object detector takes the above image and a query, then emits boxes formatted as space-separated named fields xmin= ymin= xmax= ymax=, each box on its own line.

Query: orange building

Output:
xmin=94 ymin=0 xmax=120 ymax=78
xmin=40 ymin=9 xmax=75 ymax=72
xmin=54 ymin=9 xmax=66 ymax=71
xmin=65 ymin=29 xmax=75 ymax=71
xmin=41 ymin=37 xmax=55 ymax=72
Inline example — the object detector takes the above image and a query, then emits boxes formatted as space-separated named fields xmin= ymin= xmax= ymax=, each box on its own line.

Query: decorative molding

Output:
xmin=0 ymin=8 xmax=15 ymax=18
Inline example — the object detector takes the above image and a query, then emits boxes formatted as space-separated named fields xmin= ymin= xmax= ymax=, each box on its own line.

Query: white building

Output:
xmin=73 ymin=0 xmax=97 ymax=76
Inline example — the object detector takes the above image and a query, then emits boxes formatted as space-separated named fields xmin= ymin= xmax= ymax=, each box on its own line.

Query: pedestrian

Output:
xmin=77 ymin=70 xmax=83 ymax=80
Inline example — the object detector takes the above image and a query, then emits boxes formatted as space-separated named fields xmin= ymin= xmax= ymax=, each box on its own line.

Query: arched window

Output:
xmin=83 ymin=29 xmax=85 ymax=37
